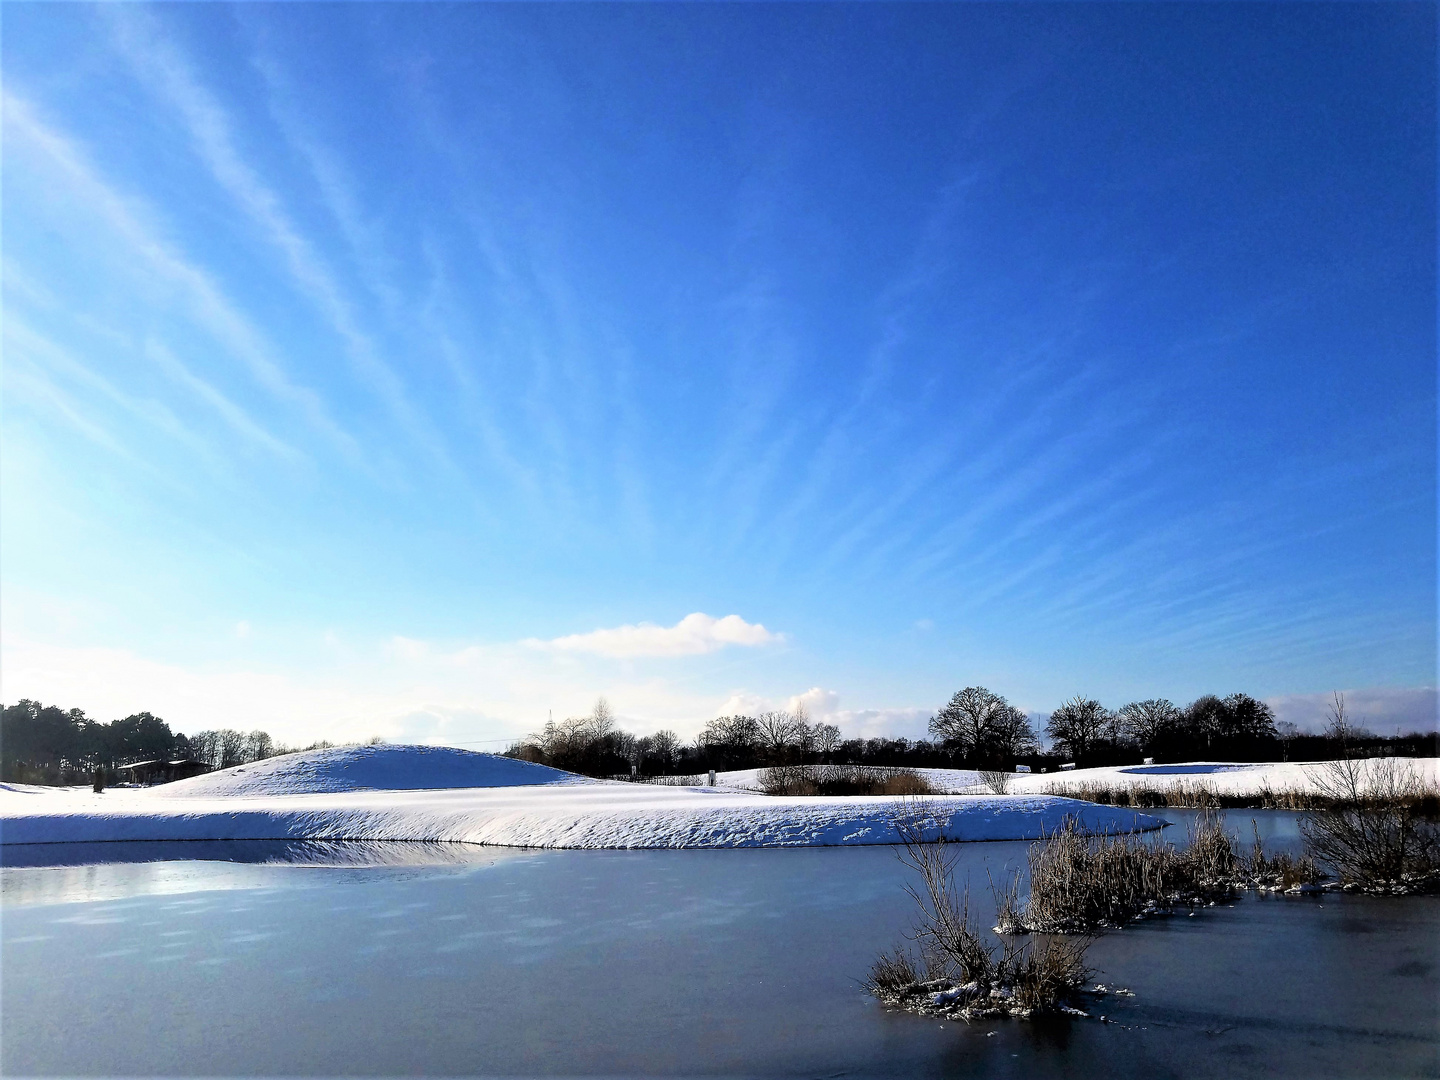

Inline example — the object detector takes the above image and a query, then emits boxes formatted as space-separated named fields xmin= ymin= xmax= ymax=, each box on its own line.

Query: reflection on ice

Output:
xmin=0 ymin=840 xmax=531 ymax=907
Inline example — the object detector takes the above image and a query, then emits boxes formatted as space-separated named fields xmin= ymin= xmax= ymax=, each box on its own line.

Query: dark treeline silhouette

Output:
xmin=1 ymin=699 xmax=335 ymax=785
xmin=8 ymin=688 xmax=1432 ymax=787
xmin=509 ymin=689 xmax=1438 ymax=780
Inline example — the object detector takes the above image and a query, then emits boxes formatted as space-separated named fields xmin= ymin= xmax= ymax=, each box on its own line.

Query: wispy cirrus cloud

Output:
xmin=525 ymin=613 xmax=782 ymax=659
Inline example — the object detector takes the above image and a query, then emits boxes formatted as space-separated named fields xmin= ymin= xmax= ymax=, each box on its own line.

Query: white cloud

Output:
xmin=234 ymin=620 xmax=252 ymax=639
xmin=1267 ymin=687 xmax=1438 ymax=735
xmin=787 ymin=686 xmax=842 ymax=719
xmin=386 ymin=635 xmax=430 ymax=662
xmin=525 ymin=613 xmax=781 ymax=659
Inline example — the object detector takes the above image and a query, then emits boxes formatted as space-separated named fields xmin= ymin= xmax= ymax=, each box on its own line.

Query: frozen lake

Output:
xmin=3 ymin=811 xmax=1437 ymax=1077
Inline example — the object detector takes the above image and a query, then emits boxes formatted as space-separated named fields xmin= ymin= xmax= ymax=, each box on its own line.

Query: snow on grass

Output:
xmin=0 ymin=745 xmax=1161 ymax=849
xmin=660 ymin=759 xmax=1440 ymax=800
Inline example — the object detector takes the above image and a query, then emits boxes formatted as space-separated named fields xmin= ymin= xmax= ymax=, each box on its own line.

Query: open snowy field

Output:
xmin=0 ymin=745 xmax=1161 ymax=849
xmin=995 ymin=758 xmax=1440 ymax=797
xmin=655 ymin=759 xmax=1440 ymax=799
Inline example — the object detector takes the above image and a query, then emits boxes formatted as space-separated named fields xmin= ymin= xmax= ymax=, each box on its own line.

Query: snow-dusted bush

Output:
xmin=1301 ymin=755 xmax=1439 ymax=892
xmin=1296 ymin=696 xmax=1440 ymax=894
xmin=866 ymin=807 xmax=1092 ymax=1020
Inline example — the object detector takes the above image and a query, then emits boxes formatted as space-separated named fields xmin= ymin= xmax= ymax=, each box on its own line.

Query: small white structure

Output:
xmin=1015 ymin=764 xmax=1032 ymax=773
xmin=1143 ymin=757 xmax=1155 ymax=765
xmin=1060 ymin=762 xmax=1077 ymax=771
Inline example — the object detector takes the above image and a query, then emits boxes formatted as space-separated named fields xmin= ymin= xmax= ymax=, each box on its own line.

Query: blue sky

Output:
xmin=2 ymin=3 xmax=1434 ymax=745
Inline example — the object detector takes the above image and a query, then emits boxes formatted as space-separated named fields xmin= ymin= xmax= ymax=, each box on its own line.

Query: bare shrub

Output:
xmin=1247 ymin=822 xmax=1322 ymax=889
xmin=757 ymin=764 xmax=818 ymax=796
xmin=1300 ymin=698 xmax=1440 ymax=892
xmin=876 ymin=770 xmax=937 ymax=796
xmin=758 ymin=765 xmax=936 ymax=797
xmin=979 ymin=770 xmax=1011 ymax=795
xmin=867 ymin=806 xmax=1092 ymax=1019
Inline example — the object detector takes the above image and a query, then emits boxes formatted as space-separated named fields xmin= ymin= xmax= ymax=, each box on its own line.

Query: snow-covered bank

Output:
xmin=998 ymin=759 xmax=1439 ymax=798
xmin=688 ymin=760 xmax=1439 ymax=798
xmin=0 ymin=746 xmax=1162 ymax=850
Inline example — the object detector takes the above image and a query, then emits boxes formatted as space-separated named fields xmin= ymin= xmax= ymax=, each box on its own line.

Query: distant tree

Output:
xmin=1175 ymin=693 xmax=1277 ymax=759
xmin=929 ymin=687 xmax=1032 ymax=764
xmin=810 ymin=722 xmax=842 ymax=761
xmin=1181 ymin=695 xmax=1228 ymax=752
xmin=245 ymin=730 xmax=276 ymax=761
xmin=642 ymin=729 xmax=681 ymax=771
xmin=1221 ymin=693 xmax=1278 ymax=741
xmin=698 ymin=715 xmax=761 ymax=769
xmin=754 ymin=710 xmax=804 ymax=763
xmin=984 ymin=704 xmax=1038 ymax=764
xmin=1045 ymin=697 xmax=1111 ymax=763
xmin=591 ymin=698 xmax=616 ymax=739
xmin=1115 ymin=699 xmax=1181 ymax=756
xmin=218 ymin=729 xmax=247 ymax=769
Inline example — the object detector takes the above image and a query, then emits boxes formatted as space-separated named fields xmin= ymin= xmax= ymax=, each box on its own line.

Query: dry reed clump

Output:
xmin=1009 ymin=812 xmax=1338 ymax=934
xmin=1010 ymin=812 xmax=1296 ymax=933
xmin=865 ymin=808 xmax=1093 ymax=1020
xmin=758 ymin=764 xmax=937 ymax=797
xmin=1246 ymin=823 xmax=1323 ymax=891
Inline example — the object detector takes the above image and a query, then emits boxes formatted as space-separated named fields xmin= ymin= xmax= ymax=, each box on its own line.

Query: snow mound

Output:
xmin=154 ymin=745 xmax=591 ymax=798
xmin=0 ymin=786 xmax=1163 ymax=849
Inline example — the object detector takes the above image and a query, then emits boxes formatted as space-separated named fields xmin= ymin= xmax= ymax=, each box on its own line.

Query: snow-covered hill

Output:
xmin=0 ymin=744 xmax=1163 ymax=849
xmin=154 ymin=745 xmax=590 ymax=798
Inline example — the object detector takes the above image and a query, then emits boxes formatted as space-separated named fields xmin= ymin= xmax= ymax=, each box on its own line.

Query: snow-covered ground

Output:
xmin=996 ymin=758 xmax=1439 ymax=797
xmin=654 ymin=767 xmax=985 ymax=793
xmin=653 ymin=759 xmax=1440 ymax=798
xmin=0 ymin=745 xmax=1160 ymax=849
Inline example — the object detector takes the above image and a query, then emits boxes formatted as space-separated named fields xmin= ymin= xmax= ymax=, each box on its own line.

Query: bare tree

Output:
xmin=1115 ymin=699 xmax=1180 ymax=753
xmin=243 ymin=730 xmax=275 ymax=762
xmin=1221 ymin=693 xmax=1278 ymax=740
xmin=1045 ymin=697 xmax=1110 ymax=763
xmin=188 ymin=730 xmax=220 ymax=768
xmin=810 ymin=722 xmax=842 ymax=761
xmin=699 ymin=715 xmax=760 ymax=750
xmin=646 ymin=729 xmax=681 ymax=770
xmin=755 ymin=710 xmax=803 ymax=762
xmin=1275 ymin=720 xmax=1300 ymax=761
xmin=590 ymin=697 xmax=615 ymax=739
xmin=987 ymin=704 xmax=1037 ymax=761
xmin=930 ymin=687 xmax=1033 ymax=764
xmin=930 ymin=687 xmax=1009 ymax=760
